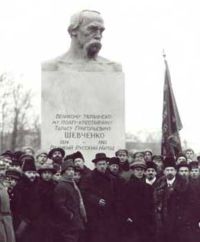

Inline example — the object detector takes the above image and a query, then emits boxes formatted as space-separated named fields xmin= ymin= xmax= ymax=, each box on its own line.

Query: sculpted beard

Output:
xmin=84 ymin=40 xmax=102 ymax=58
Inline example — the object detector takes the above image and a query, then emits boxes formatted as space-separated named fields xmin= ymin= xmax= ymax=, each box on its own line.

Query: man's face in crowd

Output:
xmin=52 ymin=151 xmax=63 ymax=162
xmin=133 ymin=167 xmax=145 ymax=179
xmin=41 ymin=170 xmax=53 ymax=182
xmin=164 ymin=167 xmax=177 ymax=180
xmin=153 ymin=159 xmax=163 ymax=171
xmin=109 ymin=164 xmax=120 ymax=175
xmin=24 ymin=171 xmax=37 ymax=182
xmin=178 ymin=167 xmax=190 ymax=179
xmin=190 ymin=168 xmax=200 ymax=179
xmin=145 ymin=168 xmax=157 ymax=180
xmin=117 ymin=151 xmax=128 ymax=164
xmin=95 ymin=160 xmax=107 ymax=173
xmin=24 ymin=148 xmax=34 ymax=156
xmin=185 ymin=150 xmax=194 ymax=160
xmin=134 ymin=153 xmax=145 ymax=162
xmin=63 ymin=167 xmax=74 ymax=179
xmin=144 ymin=152 xmax=152 ymax=162
xmin=6 ymin=177 xmax=18 ymax=189
xmin=74 ymin=171 xmax=81 ymax=183
xmin=53 ymin=172 xmax=61 ymax=181
xmin=74 ymin=158 xmax=84 ymax=170
xmin=176 ymin=156 xmax=187 ymax=165
xmin=37 ymin=153 xmax=48 ymax=165
xmin=76 ymin=12 xmax=105 ymax=58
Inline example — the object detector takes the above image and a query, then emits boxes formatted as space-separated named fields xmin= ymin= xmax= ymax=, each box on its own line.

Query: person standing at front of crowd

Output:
xmin=53 ymin=158 xmax=85 ymax=242
xmin=81 ymin=153 xmax=118 ymax=242
xmin=0 ymin=168 xmax=15 ymax=242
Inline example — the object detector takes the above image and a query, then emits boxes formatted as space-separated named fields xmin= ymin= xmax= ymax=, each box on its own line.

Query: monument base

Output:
xmin=42 ymin=70 xmax=125 ymax=166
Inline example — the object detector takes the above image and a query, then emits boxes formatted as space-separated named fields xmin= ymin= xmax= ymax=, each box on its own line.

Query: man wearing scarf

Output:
xmin=53 ymin=158 xmax=85 ymax=242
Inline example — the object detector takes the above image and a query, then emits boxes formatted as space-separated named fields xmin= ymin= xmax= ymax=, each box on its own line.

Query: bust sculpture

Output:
xmin=42 ymin=10 xmax=121 ymax=72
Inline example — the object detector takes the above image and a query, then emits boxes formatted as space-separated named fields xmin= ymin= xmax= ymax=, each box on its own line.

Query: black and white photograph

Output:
xmin=0 ymin=0 xmax=200 ymax=242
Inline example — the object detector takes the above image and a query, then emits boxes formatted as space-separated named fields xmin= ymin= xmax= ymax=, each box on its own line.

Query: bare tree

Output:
xmin=10 ymin=83 xmax=32 ymax=150
xmin=0 ymin=72 xmax=39 ymax=152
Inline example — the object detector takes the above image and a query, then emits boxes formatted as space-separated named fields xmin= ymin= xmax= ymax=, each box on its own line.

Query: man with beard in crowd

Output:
xmin=16 ymin=156 xmax=40 ymax=242
xmin=154 ymin=157 xmax=191 ymax=242
xmin=124 ymin=160 xmax=155 ymax=242
xmin=176 ymin=153 xmax=187 ymax=165
xmin=81 ymin=153 xmax=118 ymax=242
xmin=48 ymin=147 xmax=65 ymax=168
xmin=177 ymin=162 xmax=190 ymax=183
xmin=189 ymin=161 xmax=200 ymax=180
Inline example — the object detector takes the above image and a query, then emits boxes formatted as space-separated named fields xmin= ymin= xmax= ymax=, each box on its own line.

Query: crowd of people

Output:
xmin=0 ymin=146 xmax=200 ymax=242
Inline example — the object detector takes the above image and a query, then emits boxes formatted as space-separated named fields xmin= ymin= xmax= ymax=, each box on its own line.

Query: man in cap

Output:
xmin=184 ymin=148 xmax=195 ymax=163
xmin=48 ymin=147 xmax=65 ymax=166
xmin=115 ymin=149 xmax=132 ymax=181
xmin=53 ymin=158 xmax=85 ymax=242
xmin=133 ymin=151 xmax=145 ymax=162
xmin=154 ymin=157 xmax=190 ymax=242
xmin=145 ymin=161 xmax=158 ymax=187
xmin=81 ymin=153 xmax=118 ymax=242
xmin=35 ymin=150 xmax=48 ymax=167
xmin=144 ymin=149 xmax=153 ymax=162
xmin=22 ymin=146 xmax=35 ymax=156
xmin=124 ymin=160 xmax=155 ymax=242
xmin=36 ymin=164 xmax=57 ymax=242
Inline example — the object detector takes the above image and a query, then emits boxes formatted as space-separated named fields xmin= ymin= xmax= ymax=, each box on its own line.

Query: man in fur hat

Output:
xmin=145 ymin=161 xmax=158 ymax=187
xmin=16 ymin=156 xmax=40 ymax=242
xmin=48 ymin=147 xmax=65 ymax=166
xmin=72 ymin=151 xmax=91 ymax=185
xmin=154 ymin=157 xmax=191 ymax=242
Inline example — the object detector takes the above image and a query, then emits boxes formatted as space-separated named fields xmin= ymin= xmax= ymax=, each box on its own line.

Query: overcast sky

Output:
xmin=0 ymin=0 xmax=200 ymax=151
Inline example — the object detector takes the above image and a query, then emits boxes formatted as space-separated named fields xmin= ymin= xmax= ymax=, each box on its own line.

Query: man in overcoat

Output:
xmin=53 ymin=158 xmax=85 ymax=242
xmin=124 ymin=160 xmax=155 ymax=242
xmin=80 ymin=153 xmax=118 ymax=242
xmin=154 ymin=157 xmax=191 ymax=242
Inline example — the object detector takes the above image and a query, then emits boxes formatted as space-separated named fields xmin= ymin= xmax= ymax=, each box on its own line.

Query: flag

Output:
xmin=161 ymin=56 xmax=183 ymax=157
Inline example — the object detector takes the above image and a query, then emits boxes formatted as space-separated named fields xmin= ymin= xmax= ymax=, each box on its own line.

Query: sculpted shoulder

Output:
xmin=42 ymin=54 xmax=122 ymax=72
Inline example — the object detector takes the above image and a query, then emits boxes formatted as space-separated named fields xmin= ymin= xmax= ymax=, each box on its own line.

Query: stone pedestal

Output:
xmin=42 ymin=69 xmax=125 ymax=165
